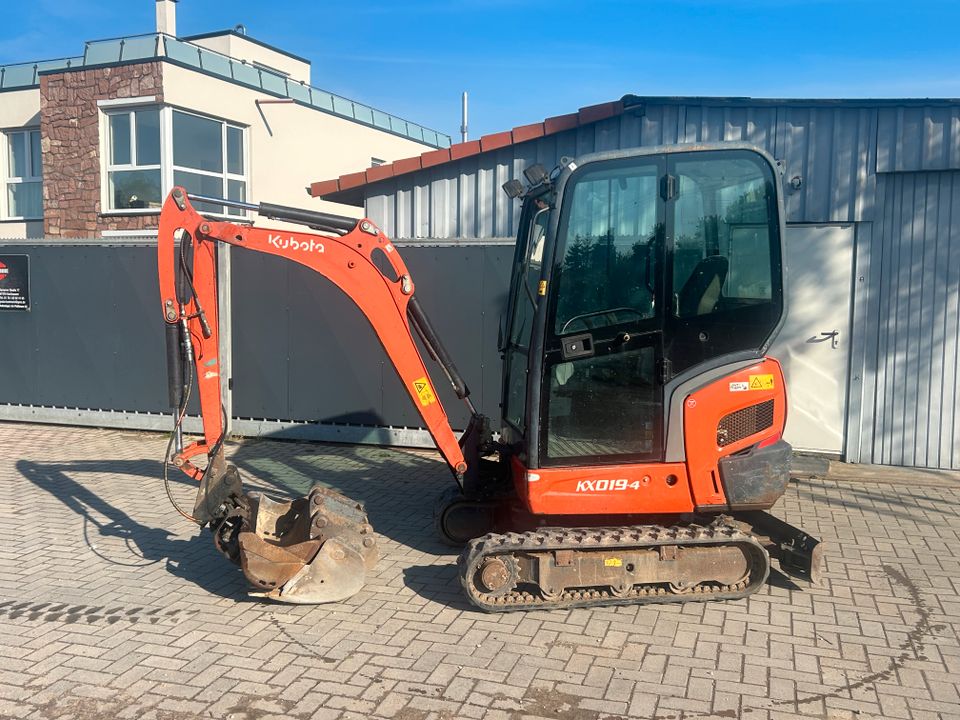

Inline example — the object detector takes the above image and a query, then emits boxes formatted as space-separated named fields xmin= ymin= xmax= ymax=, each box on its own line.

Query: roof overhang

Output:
xmin=312 ymin=93 xmax=960 ymax=207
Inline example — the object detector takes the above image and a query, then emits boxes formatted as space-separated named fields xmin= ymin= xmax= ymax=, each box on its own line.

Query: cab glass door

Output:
xmin=665 ymin=150 xmax=784 ymax=372
xmin=502 ymin=201 xmax=550 ymax=437
xmin=540 ymin=156 xmax=665 ymax=465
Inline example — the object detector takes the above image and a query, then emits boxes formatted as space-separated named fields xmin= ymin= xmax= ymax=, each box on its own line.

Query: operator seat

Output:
xmin=677 ymin=255 xmax=728 ymax=316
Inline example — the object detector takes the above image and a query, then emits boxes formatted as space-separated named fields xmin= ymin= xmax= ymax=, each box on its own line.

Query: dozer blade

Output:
xmin=224 ymin=484 xmax=378 ymax=604
xmin=732 ymin=510 xmax=824 ymax=584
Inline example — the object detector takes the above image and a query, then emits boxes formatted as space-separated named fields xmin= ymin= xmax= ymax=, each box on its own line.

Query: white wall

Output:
xmin=0 ymin=88 xmax=40 ymax=128
xmin=187 ymin=35 xmax=311 ymax=84
xmin=0 ymin=89 xmax=43 ymax=238
xmin=162 ymin=63 xmax=435 ymax=222
xmin=0 ymin=220 xmax=43 ymax=239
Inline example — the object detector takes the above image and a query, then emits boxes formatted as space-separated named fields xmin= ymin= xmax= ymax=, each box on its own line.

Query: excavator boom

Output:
xmin=158 ymin=188 xmax=473 ymax=602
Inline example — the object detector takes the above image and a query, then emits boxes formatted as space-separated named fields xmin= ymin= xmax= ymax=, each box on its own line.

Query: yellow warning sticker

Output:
xmin=413 ymin=376 xmax=437 ymax=406
xmin=604 ymin=557 xmax=622 ymax=567
xmin=748 ymin=374 xmax=775 ymax=390
xmin=537 ymin=280 xmax=547 ymax=296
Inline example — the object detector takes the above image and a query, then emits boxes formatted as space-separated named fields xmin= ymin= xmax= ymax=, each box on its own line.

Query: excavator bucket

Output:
xmin=230 ymin=485 xmax=378 ymax=604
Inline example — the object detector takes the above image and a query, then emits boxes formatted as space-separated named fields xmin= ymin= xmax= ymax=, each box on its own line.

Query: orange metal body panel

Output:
xmin=157 ymin=190 xmax=467 ymax=480
xmin=512 ymin=359 xmax=786 ymax=517
xmin=683 ymin=358 xmax=787 ymax=508
xmin=512 ymin=456 xmax=695 ymax=515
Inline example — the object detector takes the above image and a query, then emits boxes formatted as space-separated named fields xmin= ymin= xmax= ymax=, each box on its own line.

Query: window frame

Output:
xmin=663 ymin=149 xmax=784 ymax=374
xmin=547 ymin=155 xmax=665 ymax=341
xmin=103 ymin=107 xmax=164 ymax=215
xmin=2 ymin=127 xmax=43 ymax=221
xmin=667 ymin=151 xmax=782 ymax=320
xmin=169 ymin=108 xmax=248 ymax=218
xmin=100 ymin=105 xmax=249 ymax=218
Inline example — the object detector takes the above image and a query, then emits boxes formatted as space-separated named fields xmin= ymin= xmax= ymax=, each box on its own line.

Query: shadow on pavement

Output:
xmin=16 ymin=442 xmax=463 ymax=606
xmin=402 ymin=563 xmax=475 ymax=612
xmin=227 ymin=439 xmax=456 ymax=555
xmin=17 ymin=458 xmax=252 ymax=601
xmin=16 ymin=443 xmax=832 ymax=611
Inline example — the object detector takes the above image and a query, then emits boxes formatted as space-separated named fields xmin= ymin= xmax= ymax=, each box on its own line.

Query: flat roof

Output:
xmin=0 ymin=32 xmax=450 ymax=148
xmin=182 ymin=29 xmax=311 ymax=65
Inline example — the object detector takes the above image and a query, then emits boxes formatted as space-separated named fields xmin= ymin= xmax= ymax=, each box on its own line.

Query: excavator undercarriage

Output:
xmin=459 ymin=511 xmax=821 ymax=612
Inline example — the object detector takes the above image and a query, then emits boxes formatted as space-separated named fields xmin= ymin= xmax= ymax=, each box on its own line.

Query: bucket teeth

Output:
xmin=233 ymin=485 xmax=378 ymax=604
xmin=272 ymin=537 xmax=367 ymax=604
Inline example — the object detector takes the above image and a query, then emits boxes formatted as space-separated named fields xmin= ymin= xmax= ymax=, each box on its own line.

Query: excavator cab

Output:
xmin=157 ymin=142 xmax=821 ymax=612
xmin=499 ymin=146 xmax=787 ymax=509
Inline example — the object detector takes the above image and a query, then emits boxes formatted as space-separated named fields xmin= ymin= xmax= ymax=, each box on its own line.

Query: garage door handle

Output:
xmin=820 ymin=330 xmax=839 ymax=349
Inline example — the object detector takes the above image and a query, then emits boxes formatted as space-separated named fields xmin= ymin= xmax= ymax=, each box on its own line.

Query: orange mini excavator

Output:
xmin=158 ymin=143 xmax=822 ymax=611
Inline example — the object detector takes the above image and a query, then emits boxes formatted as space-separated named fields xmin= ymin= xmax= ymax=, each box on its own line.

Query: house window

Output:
xmin=171 ymin=110 xmax=246 ymax=216
xmin=103 ymin=107 xmax=247 ymax=216
xmin=4 ymin=129 xmax=42 ymax=219
xmin=106 ymin=108 xmax=162 ymax=210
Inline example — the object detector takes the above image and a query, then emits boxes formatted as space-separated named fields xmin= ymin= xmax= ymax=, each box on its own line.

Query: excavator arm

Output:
xmin=158 ymin=187 xmax=478 ymax=603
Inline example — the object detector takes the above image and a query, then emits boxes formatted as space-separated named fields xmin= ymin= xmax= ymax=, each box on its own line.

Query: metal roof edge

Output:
xmin=315 ymin=93 xmax=960 ymax=205
xmin=181 ymin=30 xmax=312 ymax=65
xmin=312 ymin=99 xmax=625 ymax=205
xmin=621 ymin=94 xmax=960 ymax=108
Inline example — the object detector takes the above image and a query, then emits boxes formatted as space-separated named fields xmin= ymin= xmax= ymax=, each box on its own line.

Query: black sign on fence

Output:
xmin=0 ymin=255 xmax=30 ymax=311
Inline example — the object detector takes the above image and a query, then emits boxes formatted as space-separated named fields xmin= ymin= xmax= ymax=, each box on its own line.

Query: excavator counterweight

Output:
xmin=158 ymin=142 xmax=823 ymax=611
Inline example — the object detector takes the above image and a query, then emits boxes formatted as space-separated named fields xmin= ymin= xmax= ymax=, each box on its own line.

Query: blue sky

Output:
xmin=3 ymin=1 xmax=960 ymax=140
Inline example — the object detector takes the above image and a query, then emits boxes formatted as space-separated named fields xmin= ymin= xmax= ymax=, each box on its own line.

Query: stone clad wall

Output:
xmin=39 ymin=62 xmax=163 ymax=238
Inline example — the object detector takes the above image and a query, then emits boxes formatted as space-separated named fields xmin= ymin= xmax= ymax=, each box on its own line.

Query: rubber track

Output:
xmin=458 ymin=519 xmax=771 ymax=613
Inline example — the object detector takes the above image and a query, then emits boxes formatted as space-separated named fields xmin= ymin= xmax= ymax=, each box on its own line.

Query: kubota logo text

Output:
xmin=268 ymin=234 xmax=324 ymax=253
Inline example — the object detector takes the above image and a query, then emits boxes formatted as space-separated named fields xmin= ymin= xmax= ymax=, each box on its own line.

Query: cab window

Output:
xmin=553 ymin=162 xmax=660 ymax=335
xmin=503 ymin=205 xmax=550 ymax=432
xmin=666 ymin=150 xmax=783 ymax=372
xmin=672 ymin=155 xmax=777 ymax=318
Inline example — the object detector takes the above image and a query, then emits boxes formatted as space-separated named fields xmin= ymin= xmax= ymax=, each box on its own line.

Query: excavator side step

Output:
xmin=459 ymin=519 xmax=771 ymax=613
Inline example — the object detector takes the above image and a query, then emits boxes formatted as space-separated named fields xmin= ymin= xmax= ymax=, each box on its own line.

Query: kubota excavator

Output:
xmin=158 ymin=142 xmax=822 ymax=612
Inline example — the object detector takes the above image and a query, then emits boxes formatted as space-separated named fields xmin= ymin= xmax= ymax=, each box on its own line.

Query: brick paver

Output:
xmin=1 ymin=421 xmax=958 ymax=719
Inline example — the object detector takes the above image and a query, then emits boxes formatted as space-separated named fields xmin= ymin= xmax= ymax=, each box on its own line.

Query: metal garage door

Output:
xmin=850 ymin=171 xmax=960 ymax=469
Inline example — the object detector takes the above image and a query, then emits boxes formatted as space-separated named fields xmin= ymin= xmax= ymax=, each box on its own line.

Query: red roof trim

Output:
xmin=479 ymin=131 xmax=513 ymax=152
xmin=511 ymin=122 xmax=545 ymax=143
xmin=392 ymin=156 xmax=423 ymax=174
xmin=578 ymin=100 xmax=623 ymax=125
xmin=310 ymin=179 xmax=340 ymax=197
xmin=543 ymin=112 xmax=579 ymax=134
xmin=309 ymin=97 xmax=628 ymax=200
xmin=365 ymin=163 xmax=395 ymax=183
xmin=420 ymin=148 xmax=452 ymax=168
xmin=450 ymin=140 xmax=482 ymax=160
xmin=337 ymin=170 xmax=368 ymax=190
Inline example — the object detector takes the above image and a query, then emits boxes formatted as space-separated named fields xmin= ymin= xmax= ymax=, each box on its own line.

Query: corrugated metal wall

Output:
xmin=849 ymin=172 xmax=960 ymax=469
xmin=360 ymin=99 xmax=960 ymax=470
xmin=365 ymin=101 xmax=928 ymax=239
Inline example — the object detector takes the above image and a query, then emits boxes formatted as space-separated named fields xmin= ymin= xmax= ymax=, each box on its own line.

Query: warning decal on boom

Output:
xmin=413 ymin=376 xmax=437 ymax=406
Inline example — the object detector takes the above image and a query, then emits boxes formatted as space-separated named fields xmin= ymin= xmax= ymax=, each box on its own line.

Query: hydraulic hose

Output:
xmin=407 ymin=296 xmax=472 ymax=403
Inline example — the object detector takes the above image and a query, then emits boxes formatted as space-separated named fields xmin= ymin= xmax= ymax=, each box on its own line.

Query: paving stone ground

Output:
xmin=0 ymin=421 xmax=959 ymax=720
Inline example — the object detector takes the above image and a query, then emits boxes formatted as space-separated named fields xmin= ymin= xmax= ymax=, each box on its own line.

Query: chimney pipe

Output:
xmin=156 ymin=0 xmax=178 ymax=37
